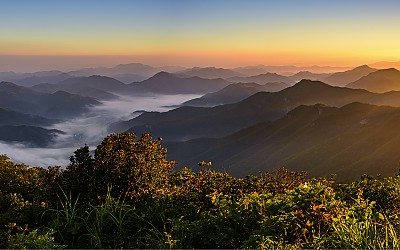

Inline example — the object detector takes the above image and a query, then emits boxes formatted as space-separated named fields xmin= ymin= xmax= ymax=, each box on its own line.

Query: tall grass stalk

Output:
xmin=84 ymin=187 xmax=134 ymax=248
xmin=45 ymin=188 xmax=82 ymax=248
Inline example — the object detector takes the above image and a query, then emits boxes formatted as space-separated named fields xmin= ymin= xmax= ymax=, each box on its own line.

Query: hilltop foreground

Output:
xmin=2 ymin=132 xmax=400 ymax=249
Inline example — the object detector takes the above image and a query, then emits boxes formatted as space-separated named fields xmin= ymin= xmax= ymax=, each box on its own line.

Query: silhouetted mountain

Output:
xmin=323 ymin=65 xmax=377 ymax=86
xmin=128 ymin=71 xmax=231 ymax=94
xmin=347 ymin=68 xmax=400 ymax=93
xmin=228 ymin=73 xmax=295 ymax=85
xmin=32 ymin=83 xmax=118 ymax=100
xmin=114 ymin=79 xmax=400 ymax=141
xmin=370 ymin=61 xmax=400 ymax=70
xmin=108 ymin=73 xmax=147 ymax=83
xmin=30 ymin=75 xmax=125 ymax=100
xmin=289 ymin=71 xmax=331 ymax=82
xmin=0 ymin=107 xmax=57 ymax=126
xmin=178 ymin=67 xmax=244 ymax=79
xmin=0 ymin=125 xmax=64 ymax=147
xmin=183 ymin=82 xmax=289 ymax=107
xmin=57 ymin=75 xmax=127 ymax=92
xmin=166 ymin=103 xmax=400 ymax=181
xmin=0 ymin=81 xmax=100 ymax=119
xmin=13 ymin=73 xmax=75 ymax=87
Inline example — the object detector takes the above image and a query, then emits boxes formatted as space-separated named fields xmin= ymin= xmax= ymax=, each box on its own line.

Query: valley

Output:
xmin=1 ymin=63 xmax=400 ymax=181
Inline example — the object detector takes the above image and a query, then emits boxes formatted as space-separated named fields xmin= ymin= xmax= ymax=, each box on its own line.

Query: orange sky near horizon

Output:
xmin=1 ymin=1 xmax=400 ymax=71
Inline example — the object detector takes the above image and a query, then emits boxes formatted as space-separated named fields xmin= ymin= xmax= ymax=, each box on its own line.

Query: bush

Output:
xmin=7 ymin=228 xmax=65 ymax=249
xmin=62 ymin=132 xmax=175 ymax=202
xmin=3 ymin=132 xmax=400 ymax=248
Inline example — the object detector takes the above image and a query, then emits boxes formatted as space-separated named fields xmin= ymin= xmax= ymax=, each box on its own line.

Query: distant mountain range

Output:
xmin=28 ymin=71 xmax=235 ymax=99
xmin=289 ymin=71 xmax=332 ymax=82
xmin=31 ymin=75 xmax=126 ymax=100
xmin=0 ymin=81 xmax=100 ymax=119
xmin=347 ymin=68 xmax=400 ymax=93
xmin=128 ymin=71 xmax=231 ymax=95
xmin=369 ymin=61 xmax=400 ymax=70
xmin=232 ymin=65 xmax=350 ymax=75
xmin=183 ymin=82 xmax=289 ymax=107
xmin=178 ymin=67 xmax=244 ymax=79
xmin=4 ymin=63 xmax=400 ymax=159
xmin=323 ymin=65 xmax=377 ymax=86
xmin=228 ymin=73 xmax=295 ymax=85
xmin=0 ymin=125 xmax=64 ymax=147
xmin=0 ymin=107 xmax=58 ymax=127
xmin=113 ymin=79 xmax=400 ymax=141
xmin=166 ymin=102 xmax=400 ymax=181
xmin=69 ymin=63 xmax=185 ymax=79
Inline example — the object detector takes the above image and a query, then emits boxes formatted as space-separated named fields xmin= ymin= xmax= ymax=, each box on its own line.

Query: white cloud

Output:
xmin=0 ymin=93 xmax=201 ymax=167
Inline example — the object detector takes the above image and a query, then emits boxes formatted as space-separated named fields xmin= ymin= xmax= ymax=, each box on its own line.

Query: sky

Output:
xmin=1 ymin=0 xmax=400 ymax=71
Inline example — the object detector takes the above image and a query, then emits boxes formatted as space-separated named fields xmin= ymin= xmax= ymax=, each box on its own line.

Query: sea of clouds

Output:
xmin=0 ymin=94 xmax=201 ymax=168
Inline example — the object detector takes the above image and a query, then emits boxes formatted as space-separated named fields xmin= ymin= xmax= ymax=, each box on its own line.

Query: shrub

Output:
xmin=7 ymin=228 xmax=65 ymax=249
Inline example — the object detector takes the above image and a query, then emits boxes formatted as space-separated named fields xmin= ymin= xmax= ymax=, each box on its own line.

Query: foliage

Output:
xmin=46 ymin=189 xmax=84 ymax=248
xmin=62 ymin=132 xmax=175 ymax=201
xmin=7 ymin=228 xmax=65 ymax=249
xmin=2 ymin=132 xmax=400 ymax=248
xmin=0 ymin=155 xmax=60 ymax=247
xmin=62 ymin=145 xmax=95 ymax=202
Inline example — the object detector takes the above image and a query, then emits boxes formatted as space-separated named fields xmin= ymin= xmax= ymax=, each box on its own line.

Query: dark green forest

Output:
xmin=1 ymin=132 xmax=400 ymax=249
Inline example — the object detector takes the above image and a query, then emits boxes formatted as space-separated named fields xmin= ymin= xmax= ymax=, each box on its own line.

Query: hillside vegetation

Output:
xmin=1 ymin=132 xmax=400 ymax=249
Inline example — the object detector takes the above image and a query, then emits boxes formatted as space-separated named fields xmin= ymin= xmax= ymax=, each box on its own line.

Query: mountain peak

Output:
xmin=87 ymin=75 xmax=118 ymax=81
xmin=379 ymin=68 xmax=400 ymax=73
xmin=354 ymin=65 xmax=372 ymax=70
xmin=0 ymin=81 xmax=25 ymax=92
xmin=150 ymin=71 xmax=174 ymax=79
xmin=0 ymin=81 xmax=19 ymax=87
xmin=294 ymin=79 xmax=329 ymax=88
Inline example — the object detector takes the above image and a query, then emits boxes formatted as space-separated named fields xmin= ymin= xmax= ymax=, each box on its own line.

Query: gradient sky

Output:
xmin=1 ymin=0 xmax=400 ymax=71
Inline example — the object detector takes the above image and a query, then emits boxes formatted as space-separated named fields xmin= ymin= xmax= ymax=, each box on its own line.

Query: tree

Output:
xmin=62 ymin=145 xmax=95 ymax=201
xmin=94 ymin=132 xmax=175 ymax=199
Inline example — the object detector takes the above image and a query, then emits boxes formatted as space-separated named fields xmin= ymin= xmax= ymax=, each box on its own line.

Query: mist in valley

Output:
xmin=0 ymin=93 xmax=200 ymax=168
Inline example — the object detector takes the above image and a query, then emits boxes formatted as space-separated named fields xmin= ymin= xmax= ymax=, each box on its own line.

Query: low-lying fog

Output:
xmin=0 ymin=94 xmax=201 ymax=168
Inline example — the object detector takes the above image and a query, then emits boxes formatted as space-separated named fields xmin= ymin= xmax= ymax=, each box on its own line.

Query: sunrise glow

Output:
xmin=1 ymin=0 xmax=400 ymax=70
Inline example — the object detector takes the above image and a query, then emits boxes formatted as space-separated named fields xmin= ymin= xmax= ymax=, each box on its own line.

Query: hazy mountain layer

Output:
xmin=183 ymin=82 xmax=289 ymax=107
xmin=228 ymin=73 xmax=295 ymax=85
xmin=178 ymin=67 xmax=244 ymax=79
xmin=128 ymin=71 xmax=231 ymax=95
xmin=0 ymin=107 xmax=58 ymax=126
xmin=323 ymin=65 xmax=377 ymax=86
xmin=289 ymin=71 xmax=331 ymax=82
xmin=0 ymin=81 xmax=100 ymax=119
xmin=69 ymin=63 xmax=185 ymax=78
xmin=115 ymin=79 xmax=400 ymax=141
xmin=31 ymin=75 xmax=125 ymax=100
xmin=347 ymin=68 xmax=400 ymax=93
xmin=13 ymin=73 xmax=75 ymax=87
xmin=0 ymin=125 xmax=64 ymax=147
